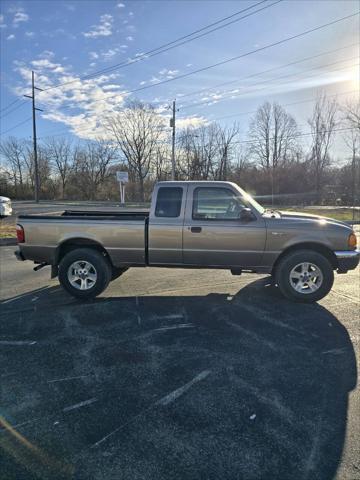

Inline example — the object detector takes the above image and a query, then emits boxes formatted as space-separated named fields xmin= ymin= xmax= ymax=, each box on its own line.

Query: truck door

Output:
xmin=183 ymin=185 xmax=266 ymax=268
xmin=148 ymin=185 xmax=187 ymax=265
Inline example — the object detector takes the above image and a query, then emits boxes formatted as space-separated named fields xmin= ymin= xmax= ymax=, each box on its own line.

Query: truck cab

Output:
xmin=148 ymin=181 xmax=266 ymax=269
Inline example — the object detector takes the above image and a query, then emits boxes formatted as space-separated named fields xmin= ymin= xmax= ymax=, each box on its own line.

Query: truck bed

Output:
xmin=17 ymin=210 xmax=149 ymax=267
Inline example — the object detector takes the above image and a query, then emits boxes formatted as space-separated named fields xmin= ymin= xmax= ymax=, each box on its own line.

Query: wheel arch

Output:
xmin=271 ymin=242 xmax=338 ymax=275
xmin=55 ymin=238 xmax=113 ymax=267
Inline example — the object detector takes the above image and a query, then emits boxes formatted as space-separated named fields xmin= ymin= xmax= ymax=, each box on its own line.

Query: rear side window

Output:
xmin=155 ymin=187 xmax=183 ymax=218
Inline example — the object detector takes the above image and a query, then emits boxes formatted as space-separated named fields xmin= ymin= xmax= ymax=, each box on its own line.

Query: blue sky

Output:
xmin=0 ymin=0 xmax=359 ymax=157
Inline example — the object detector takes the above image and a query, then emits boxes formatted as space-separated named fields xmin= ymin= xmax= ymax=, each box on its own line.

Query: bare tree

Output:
xmin=0 ymin=137 xmax=28 ymax=196
xmin=153 ymin=144 xmax=171 ymax=181
xmin=73 ymin=140 xmax=117 ymax=200
xmin=248 ymin=102 xmax=299 ymax=170
xmin=46 ymin=138 xmax=73 ymax=199
xmin=308 ymin=94 xmax=338 ymax=202
xmin=214 ymin=124 xmax=239 ymax=180
xmin=342 ymin=99 xmax=360 ymax=214
xmin=344 ymin=99 xmax=360 ymax=132
xmin=106 ymin=101 xmax=165 ymax=201
xmin=248 ymin=102 xmax=299 ymax=203
xmin=177 ymin=123 xmax=238 ymax=181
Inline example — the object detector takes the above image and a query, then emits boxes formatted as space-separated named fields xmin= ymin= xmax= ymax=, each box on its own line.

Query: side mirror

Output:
xmin=239 ymin=207 xmax=255 ymax=222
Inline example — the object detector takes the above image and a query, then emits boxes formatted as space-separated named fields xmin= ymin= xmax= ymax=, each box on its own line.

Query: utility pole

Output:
xmin=170 ymin=100 xmax=176 ymax=180
xmin=24 ymin=71 xmax=43 ymax=203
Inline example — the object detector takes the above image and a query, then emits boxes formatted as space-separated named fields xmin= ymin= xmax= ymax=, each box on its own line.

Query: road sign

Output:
xmin=116 ymin=171 xmax=129 ymax=183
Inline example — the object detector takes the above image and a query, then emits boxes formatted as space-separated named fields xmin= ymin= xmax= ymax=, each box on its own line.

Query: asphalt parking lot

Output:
xmin=0 ymin=245 xmax=359 ymax=480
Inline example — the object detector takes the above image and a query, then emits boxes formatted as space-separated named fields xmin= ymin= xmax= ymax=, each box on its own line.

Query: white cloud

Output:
xmin=39 ymin=50 xmax=55 ymax=59
xmin=0 ymin=14 xmax=6 ymax=28
xmin=83 ymin=14 xmax=113 ymax=38
xmin=7 ymin=34 xmax=15 ymax=40
xmin=25 ymin=31 xmax=34 ymax=37
xmin=13 ymin=10 xmax=29 ymax=25
xmin=14 ymin=55 xmax=127 ymax=140
xmin=156 ymin=68 xmax=179 ymax=80
xmin=126 ymin=35 xmax=133 ymax=41
xmin=102 ymin=48 xmax=119 ymax=60
xmin=117 ymin=2 xmax=125 ymax=7
xmin=176 ymin=116 xmax=208 ymax=129
xmin=89 ymin=51 xmax=99 ymax=60
xmin=129 ymin=11 xmax=134 ymax=16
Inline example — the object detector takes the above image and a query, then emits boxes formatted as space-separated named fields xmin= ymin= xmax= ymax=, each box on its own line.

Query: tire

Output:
xmin=275 ymin=249 xmax=334 ymax=303
xmin=58 ymin=248 xmax=111 ymax=300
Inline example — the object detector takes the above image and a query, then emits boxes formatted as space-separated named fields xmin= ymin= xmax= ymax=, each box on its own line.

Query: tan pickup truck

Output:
xmin=15 ymin=181 xmax=359 ymax=302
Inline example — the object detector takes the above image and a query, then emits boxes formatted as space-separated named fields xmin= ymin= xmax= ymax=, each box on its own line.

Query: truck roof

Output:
xmin=156 ymin=180 xmax=239 ymax=188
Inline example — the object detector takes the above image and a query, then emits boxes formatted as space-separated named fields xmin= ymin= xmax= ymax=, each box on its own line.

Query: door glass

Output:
xmin=192 ymin=188 xmax=245 ymax=220
xmin=155 ymin=187 xmax=183 ymax=218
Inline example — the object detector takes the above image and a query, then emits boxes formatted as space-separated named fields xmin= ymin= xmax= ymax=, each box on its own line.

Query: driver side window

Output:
xmin=192 ymin=187 xmax=246 ymax=220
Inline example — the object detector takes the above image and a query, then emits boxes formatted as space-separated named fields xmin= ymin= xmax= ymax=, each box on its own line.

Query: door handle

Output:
xmin=190 ymin=227 xmax=202 ymax=233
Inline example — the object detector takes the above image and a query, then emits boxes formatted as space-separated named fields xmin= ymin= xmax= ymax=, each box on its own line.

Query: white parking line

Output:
xmin=153 ymin=314 xmax=184 ymax=321
xmin=153 ymin=324 xmax=194 ymax=332
xmin=156 ymin=370 xmax=211 ymax=406
xmin=48 ymin=374 xmax=90 ymax=383
xmin=63 ymin=398 xmax=97 ymax=412
xmin=92 ymin=370 xmax=211 ymax=448
xmin=0 ymin=340 xmax=36 ymax=345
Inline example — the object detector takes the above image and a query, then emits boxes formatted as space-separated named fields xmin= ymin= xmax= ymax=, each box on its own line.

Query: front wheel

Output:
xmin=275 ymin=250 xmax=334 ymax=303
xmin=58 ymin=248 xmax=111 ymax=300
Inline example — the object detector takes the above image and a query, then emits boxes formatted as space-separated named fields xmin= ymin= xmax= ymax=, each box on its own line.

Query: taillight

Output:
xmin=16 ymin=224 xmax=25 ymax=243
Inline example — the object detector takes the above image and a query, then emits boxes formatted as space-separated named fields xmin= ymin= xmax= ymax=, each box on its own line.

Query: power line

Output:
xmin=44 ymin=59 xmax=357 ymax=137
xmin=0 ymin=98 xmax=21 ymax=114
xmin=35 ymin=61 xmax=356 ymax=141
xmin=0 ymin=100 xmax=27 ymax=119
xmin=204 ymin=89 xmax=359 ymax=122
xmin=52 ymin=11 xmax=360 ymax=113
xmin=37 ymin=88 xmax=358 ymax=141
xmin=0 ymin=116 xmax=32 ymax=135
xmin=179 ymin=58 xmax=358 ymax=112
xmin=40 ymin=0 xmax=278 ymax=93
xmin=179 ymin=127 xmax=357 ymax=147
xmin=176 ymin=42 xmax=358 ymax=102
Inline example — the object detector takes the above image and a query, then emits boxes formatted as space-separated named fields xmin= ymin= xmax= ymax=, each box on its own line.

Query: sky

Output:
xmin=0 ymin=0 xmax=359 ymax=159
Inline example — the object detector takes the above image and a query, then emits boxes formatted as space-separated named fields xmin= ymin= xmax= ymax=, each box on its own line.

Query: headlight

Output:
xmin=348 ymin=233 xmax=357 ymax=248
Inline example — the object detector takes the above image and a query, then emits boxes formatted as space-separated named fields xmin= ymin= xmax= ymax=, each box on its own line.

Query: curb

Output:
xmin=0 ymin=238 xmax=17 ymax=246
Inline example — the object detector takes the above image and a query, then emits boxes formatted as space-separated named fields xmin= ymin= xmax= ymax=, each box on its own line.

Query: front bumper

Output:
xmin=335 ymin=250 xmax=360 ymax=272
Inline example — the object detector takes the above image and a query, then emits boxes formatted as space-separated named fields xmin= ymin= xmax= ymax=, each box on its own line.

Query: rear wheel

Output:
xmin=275 ymin=250 xmax=334 ymax=303
xmin=58 ymin=248 xmax=111 ymax=300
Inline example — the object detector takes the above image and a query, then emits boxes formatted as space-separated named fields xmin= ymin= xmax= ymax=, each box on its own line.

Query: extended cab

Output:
xmin=15 ymin=181 xmax=359 ymax=302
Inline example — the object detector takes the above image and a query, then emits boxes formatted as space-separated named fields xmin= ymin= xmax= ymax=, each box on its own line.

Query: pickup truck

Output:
xmin=15 ymin=181 xmax=359 ymax=303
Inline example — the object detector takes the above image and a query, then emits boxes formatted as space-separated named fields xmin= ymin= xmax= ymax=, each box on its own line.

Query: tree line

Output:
xmin=0 ymin=94 xmax=359 ymax=206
